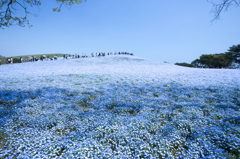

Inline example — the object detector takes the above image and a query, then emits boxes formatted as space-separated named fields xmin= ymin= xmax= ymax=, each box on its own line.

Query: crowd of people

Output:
xmin=0 ymin=52 xmax=133 ymax=65
xmin=20 ymin=56 xmax=37 ymax=63
xmin=95 ymin=52 xmax=134 ymax=56
xmin=4 ymin=55 xmax=53 ymax=64
xmin=40 ymin=55 xmax=58 ymax=61
xmin=63 ymin=54 xmax=82 ymax=59
xmin=8 ymin=57 xmax=13 ymax=64
xmin=18 ymin=55 xmax=58 ymax=63
xmin=62 ymin=52 xmax=134 ymax=59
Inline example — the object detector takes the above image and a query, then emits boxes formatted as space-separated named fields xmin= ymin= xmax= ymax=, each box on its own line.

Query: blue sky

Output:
xmin=0 ymin=0 xmax=239 ymax=64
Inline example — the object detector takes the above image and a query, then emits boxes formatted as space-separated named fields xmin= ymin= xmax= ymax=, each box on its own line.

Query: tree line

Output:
xmin=175 ymin=44 xmax=240 ymax=68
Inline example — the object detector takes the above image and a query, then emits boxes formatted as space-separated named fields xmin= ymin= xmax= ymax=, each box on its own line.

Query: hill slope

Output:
xmin=0 ymin=55 xmax=240 ymax=158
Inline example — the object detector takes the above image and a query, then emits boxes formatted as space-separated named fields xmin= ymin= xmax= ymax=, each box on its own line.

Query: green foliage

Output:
xmin=0 ymin=0 xmax=41 ymax=28
xmin=0 ymin=55 xmax=7 ymax=64
xmin=0 ymin=0 xmax=83 ymax=29
xmin=13 ymin=57 xmax=21 ymax=64
xmin=189 ymin=44 xmax=240 ymax=68
xmin=0 ymin=130 xmax=8 ymax=149
xmin=199 ymin=53 xmax=232 ymax=68
xmin=226 ymin=44 xmax=240 ymax=64
xmin=175 ymin=62 xmax=194 ymax=68
xmin=53 ymin=0 xmax=84 ymax=12
xmin=192 ymin=53 xmax=233 ymax=68
xmin=191 ymin=59 xmax=200 ymax=67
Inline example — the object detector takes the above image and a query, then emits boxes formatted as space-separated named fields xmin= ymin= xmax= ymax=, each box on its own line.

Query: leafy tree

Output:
xmin=198 ymin=54 xmax=214 ymax=67
xmin=211 ymin=53 xmax=232 ymax=67
xmin=191 ymin=59 xmax=200 ymax=67
xmin=192 ymin=53 xmax=232 ymax=68
xmin=0 ymin=0 xmax=83 ymax=28
xmin=0 ymin=0 xmax=42 ymax=28
xmin=226 ymin=44 xmax=240 ymax=64
xmin=1 ymin=0 xmax=239 ymax=28
xmin=191 ymin=44 xmax=240 ymax=68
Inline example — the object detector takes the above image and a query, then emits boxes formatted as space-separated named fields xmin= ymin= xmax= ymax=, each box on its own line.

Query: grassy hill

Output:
xmin=0 ymin=55 xmax=239 ymax=158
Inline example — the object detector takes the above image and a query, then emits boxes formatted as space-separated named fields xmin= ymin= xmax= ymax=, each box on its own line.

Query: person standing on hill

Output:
xmin=20 ymin=57 xmax=23 ymax=63
xmin=11 ymin=57 xmax=13 ymax=64
xmin=0 ymin=59 xmax=1 ymax=65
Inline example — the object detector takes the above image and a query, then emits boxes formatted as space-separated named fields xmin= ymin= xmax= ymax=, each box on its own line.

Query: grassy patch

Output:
xmin=0 ymin=130 xmax=8 ymax=149
xmin=7 ymin=53 xmax=64 ymax=59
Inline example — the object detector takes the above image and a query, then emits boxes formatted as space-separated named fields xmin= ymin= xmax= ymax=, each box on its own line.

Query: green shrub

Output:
xmin=13 ymin=57 xmax=21 ymax=63
xmin=175 ymin=62 xmax=194 ymax=67
xmin=0 ymin=55 xmax=7 ymax=64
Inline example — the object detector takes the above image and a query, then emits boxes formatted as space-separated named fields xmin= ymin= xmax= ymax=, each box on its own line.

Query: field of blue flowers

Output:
xmin=0 ymin=55 xmax=239 ymax=158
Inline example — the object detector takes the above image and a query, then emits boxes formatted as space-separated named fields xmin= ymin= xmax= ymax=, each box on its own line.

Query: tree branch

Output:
xmin=0 ymin=0 xmax=41 ymax=29
xmin=208 ymin=0 xmax=240 ymax=22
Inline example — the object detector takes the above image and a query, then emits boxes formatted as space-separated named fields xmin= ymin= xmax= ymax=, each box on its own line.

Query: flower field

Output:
xmin=0 ymin=55 xmax=240 ymax=158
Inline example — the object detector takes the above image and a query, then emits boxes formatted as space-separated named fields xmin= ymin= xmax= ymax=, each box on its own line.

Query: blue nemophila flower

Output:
xmin=0 ymin=56 xmax=239 ymax=158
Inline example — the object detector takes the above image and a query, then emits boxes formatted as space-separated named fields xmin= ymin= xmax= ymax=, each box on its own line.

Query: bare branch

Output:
xmin=208 ymin=0 xmax=240 ymax=22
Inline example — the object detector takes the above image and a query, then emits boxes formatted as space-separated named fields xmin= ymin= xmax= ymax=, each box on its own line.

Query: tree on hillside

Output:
xmin=226 ymin=44 xmax=240 ymax=64
xmin=211 ymin=53 xmax=232 ymax=67
xmin=191 ymin=59 xmax=200 ymax=67
xmin=1 ymin=0 xmax=240 ymax=28
xmin=199 ymin=54 xmax=214 ymax=67
xmin=193 ymin=53 xmax=232 ymax=68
